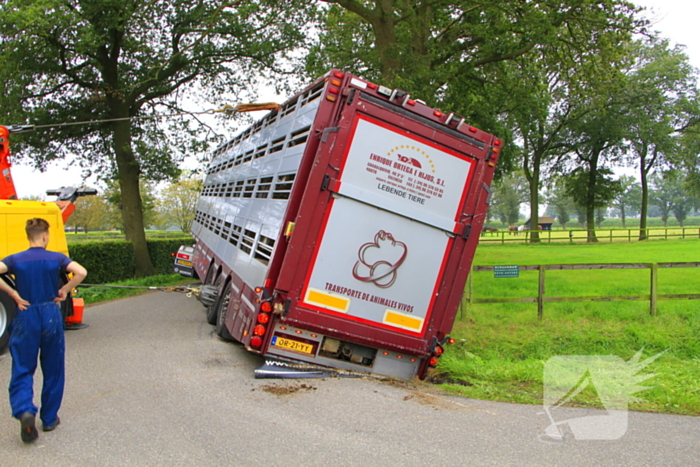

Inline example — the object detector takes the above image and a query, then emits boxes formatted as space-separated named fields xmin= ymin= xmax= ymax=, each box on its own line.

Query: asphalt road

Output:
xmin=0 ymin=292 xmax=698 ymax=467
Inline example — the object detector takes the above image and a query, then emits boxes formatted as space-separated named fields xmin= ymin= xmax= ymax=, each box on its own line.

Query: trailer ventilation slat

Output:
xmin=243 ymin=179 xmax=256 ymax=198
xmin=254 ymin=234 xmax=275 ymax=265
xmin=272 ymin=173 xmax=296 ymax=199
xmin=233 ymin=180 xmax=244 ymax=198
xmin=268 ymin=136 xmax=285 ymax=155
xmin=222 ymin=221 xmax=231 ymax=239
xmin=301 ymin=81 xmax=324 ymax=107
xmin=241 ymin=229 xmax=256 ymax=254
xmin=254 ymin=143 xmax=269 ymax=159
xmin=280 ymin=97 xmax=299 ymax=118
xmin=229 ymin=225 xmax=241 ymax=246
xmin=287 ymin=125 xmax=310 ymax=148
xmin=256 ymin=176 xmax=273 ymax=199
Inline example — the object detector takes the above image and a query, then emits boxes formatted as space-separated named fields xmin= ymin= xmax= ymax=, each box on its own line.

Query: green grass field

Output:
xmin=436 ymin=239 xmax=700 ymax=415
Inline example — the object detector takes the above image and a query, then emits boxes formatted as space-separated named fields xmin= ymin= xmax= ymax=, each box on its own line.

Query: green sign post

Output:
xmin=494 ymin=265 xmax=519 ymax=278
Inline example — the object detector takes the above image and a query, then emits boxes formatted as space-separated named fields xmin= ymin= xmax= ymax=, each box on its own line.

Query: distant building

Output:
xmin=524 ymin=217 xmax=554 ymax=231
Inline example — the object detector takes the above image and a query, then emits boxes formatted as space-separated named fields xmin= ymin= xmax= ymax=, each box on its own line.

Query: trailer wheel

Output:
xmin=214 ymin=282 xmax=235 ymax=341
xmin=0 ymin=290 xmax=16 ymax=355
xmin=205 ymin=274 xmax=224 ymax=325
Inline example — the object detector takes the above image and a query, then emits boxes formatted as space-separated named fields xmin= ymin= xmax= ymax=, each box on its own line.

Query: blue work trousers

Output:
xmin=8 ymin=302 xmax=65 ymax=427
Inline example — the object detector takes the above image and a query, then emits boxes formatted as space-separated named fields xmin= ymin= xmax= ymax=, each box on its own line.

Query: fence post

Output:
xmin=650 ymin=263 xmax=658 ymax=316
xmin=538 ymin=264 xmax=545 ymax=321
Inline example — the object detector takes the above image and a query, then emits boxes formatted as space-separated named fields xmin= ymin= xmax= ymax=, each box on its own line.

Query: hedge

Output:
xmin=68 ymin=237 xmax=194 ymax=284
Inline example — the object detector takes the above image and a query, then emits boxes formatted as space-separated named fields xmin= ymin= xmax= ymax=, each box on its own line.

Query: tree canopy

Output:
xmin=0 ymin=0 xmax=314 ymax=275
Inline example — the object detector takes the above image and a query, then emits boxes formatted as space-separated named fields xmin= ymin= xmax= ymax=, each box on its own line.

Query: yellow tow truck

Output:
xmin=0 ymin=125 xmax=93 ymax=353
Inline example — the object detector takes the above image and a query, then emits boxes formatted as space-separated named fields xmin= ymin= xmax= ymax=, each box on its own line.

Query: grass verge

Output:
xmin=74 ymin=274 xmax=193 ymax=305
xmin=433 ymin=240 xmax=700 ymax=416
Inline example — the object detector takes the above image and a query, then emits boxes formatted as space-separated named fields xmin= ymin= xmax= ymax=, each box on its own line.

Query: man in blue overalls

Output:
xmin=0 ymin=218 xmax=87 ymax=443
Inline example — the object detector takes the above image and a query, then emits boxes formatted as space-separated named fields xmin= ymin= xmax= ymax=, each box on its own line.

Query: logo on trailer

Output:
xmin=388 ymin=145 xmax=436 ymax=173
xmin=396 ymin=154 xmax=422 ymax=168
xmin=352 ymin=230 xmax=407 ymax=288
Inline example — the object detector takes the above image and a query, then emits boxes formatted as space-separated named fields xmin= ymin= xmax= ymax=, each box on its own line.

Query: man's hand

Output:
xmin=54 ymin=288 xmax=69 ymax=303
xmin=10 ymin=290 xmax=29 ymax=310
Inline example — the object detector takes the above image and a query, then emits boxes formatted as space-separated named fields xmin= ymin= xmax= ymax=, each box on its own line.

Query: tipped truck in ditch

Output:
xmin=181 ymin=70 xmax=501 ymax=380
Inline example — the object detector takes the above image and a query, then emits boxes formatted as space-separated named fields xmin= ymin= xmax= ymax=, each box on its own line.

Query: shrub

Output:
xmin=68 ymin=237 xmax=193 ymax=283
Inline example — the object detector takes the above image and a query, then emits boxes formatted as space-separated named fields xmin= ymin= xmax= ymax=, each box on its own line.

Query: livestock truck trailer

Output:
xmin=182 ymin=69 xmax=501 ymax=380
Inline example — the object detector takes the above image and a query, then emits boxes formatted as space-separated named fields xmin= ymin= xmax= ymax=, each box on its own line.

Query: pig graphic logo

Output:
xmin=396 ymin=154 xmax=422 ymax=169
xmin=352 ymin=230 xmax=407 ymax=288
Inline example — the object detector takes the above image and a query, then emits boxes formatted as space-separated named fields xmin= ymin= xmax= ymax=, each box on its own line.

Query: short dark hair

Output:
xmin=26 ymin=218 xmax=50 ymax=241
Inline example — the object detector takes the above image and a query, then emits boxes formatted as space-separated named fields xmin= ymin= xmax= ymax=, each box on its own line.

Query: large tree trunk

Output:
xmin=638 ymin=166 xmax=649 ymax=241
xmin=637 ymin=146 xmax=654 ymax=241
xmin=371 ymin=1 xmax=400 ymax=84
xmin=526 ymin=152 xmax=541 ymax=243
xmin=113 ymin=119 xmax=156 ymax=277
xmin=586 ymin=150 xmax=600 ymax=243
xmin=98 ymin=26 xmax=155 ymax=277
xmin=620 ymin=205 xmax=626 ymax=228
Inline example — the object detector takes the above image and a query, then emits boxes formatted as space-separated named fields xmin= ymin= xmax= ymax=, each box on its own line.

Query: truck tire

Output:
xmin=205 ymin=274 xmax=224 ymax=325
xmin=0 ymin=290 xmax=16 ymax=355
xmin=215 ymin=282 xmax=235 ymax=341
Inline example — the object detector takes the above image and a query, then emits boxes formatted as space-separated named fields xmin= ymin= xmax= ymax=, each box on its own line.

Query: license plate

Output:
xmin=176 ymin=259 xmax=193 ymax=267
xmin=271 ymin=336 xmax=314 ymax=355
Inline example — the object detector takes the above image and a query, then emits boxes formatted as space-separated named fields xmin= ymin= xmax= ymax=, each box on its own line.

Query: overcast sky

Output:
xmin=10 ymin=0 xmax=700 ymax=198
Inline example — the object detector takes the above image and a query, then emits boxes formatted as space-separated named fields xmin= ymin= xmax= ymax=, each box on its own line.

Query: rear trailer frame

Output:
xmin=189 ymin=70 xmax=500 ymax=379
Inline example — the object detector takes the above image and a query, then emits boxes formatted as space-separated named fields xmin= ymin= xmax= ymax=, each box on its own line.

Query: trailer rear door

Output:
xmin=284 ymin=90 xmax=489 ymax=350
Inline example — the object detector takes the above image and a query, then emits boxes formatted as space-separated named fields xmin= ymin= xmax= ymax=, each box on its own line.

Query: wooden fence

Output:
xmin=478 ymin=227 xmax=700 ymax=244
xmin=465 ymin=262 xmax=700 ymax=319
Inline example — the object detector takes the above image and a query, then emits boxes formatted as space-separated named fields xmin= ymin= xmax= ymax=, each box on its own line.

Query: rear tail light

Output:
xmin=253 ymin=325 xmax=266 ymax=336
xmin=333 ymin=71 xmax=344 ymax=79
xmin=429 ymin=357 xmax=439 ymax=367
xmin=250 ymin=336 xmax=262 ymax=348
xmin=448 ymin=338 xmax=456 ymax=344
xmin=434 ymin=346 xmax=444 ymax=356
xmin=257 ymin=313 xmax=270 ymax=324
xmin=261 ymin=302 xmax=272 ymax=313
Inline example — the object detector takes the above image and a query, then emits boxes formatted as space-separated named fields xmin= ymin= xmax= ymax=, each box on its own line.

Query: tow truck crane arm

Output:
xmin=0 ymin=126 xmax=21 ymax=200
xmin=0 ymin=102 xmax=278 ymax=206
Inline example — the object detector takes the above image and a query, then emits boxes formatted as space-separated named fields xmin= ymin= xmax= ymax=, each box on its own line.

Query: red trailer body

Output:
xmin=190 ymin=70 xmax=500 ymax=379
